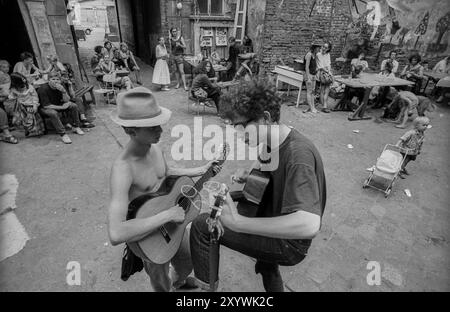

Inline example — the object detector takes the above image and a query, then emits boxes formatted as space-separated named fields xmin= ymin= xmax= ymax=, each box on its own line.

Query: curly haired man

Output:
xmin=190 ymin=78 xmax=327 ymax=292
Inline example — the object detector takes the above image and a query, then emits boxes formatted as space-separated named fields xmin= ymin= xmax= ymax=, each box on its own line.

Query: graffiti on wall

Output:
xmin=344 ymin=0 xmax=450 ymax=61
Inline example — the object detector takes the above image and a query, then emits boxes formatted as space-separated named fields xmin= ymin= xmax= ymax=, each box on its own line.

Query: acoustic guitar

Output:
xmin=126 ymin=144 xmax=229 ymax=264
xmin=231 ymin=168 xmax=271 ymax=218
xmin=241 ymin=168 xmax=271 ymax=205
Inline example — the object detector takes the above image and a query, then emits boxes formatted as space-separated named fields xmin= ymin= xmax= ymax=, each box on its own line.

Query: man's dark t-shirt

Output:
xmin=258 ymin=129 xmax=327 ymax=254
xmin=37 ymin=83 xmax=63 ymax=108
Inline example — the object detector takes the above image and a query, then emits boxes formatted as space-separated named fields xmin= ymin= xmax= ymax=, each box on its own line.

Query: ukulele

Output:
xmin=126 ymin=144 xmax=229 ymax=264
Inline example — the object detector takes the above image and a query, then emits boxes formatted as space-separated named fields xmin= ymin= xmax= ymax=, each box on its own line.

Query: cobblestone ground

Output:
xmin=0 ymin=29 xmax=449 ymax=291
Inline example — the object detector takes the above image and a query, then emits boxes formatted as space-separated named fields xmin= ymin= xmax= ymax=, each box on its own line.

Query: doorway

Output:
xmin=0 ymin=0 xmax=34 ymax=67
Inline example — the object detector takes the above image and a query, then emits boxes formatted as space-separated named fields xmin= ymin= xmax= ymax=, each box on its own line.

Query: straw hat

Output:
xmin=110 ymin=87 xmax=171 ymax=127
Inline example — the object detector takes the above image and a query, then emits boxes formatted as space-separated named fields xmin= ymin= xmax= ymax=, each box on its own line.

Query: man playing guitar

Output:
xmin=107 ymin=87 xmax=220 ymax=292
xmin=190 ymin=79 xmax=327 ymax=292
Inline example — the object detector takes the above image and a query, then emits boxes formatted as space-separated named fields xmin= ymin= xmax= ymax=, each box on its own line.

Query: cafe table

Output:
xmin=333 ymin=73 xmax=414 ymax=121
xmin=422 ymin=71 xmax=450 ymax=94
xmin=273 ymin=65 xmax=304 ymax=107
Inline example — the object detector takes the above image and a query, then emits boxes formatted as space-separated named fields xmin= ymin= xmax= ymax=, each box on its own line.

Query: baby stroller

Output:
xmin=363 ymin=144 xmax=409 ymax=197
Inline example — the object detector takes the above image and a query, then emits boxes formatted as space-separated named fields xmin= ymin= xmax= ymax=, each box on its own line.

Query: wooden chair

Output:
xmin=187 ymin=95 xmax=215 ymax=115
xmin=94 ymin=73 xmax=117 ymax=105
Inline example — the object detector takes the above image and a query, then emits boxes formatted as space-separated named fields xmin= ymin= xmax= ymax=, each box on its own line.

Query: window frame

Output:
xmin=197 ymin=0 xmax=224 ymax=16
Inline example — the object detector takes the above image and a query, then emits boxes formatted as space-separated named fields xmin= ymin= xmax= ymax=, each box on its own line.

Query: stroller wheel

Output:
xmin=385 ymin=189 xmax=391 ymax=198
xmin=362 ymin=180 xmax=369 ymax=188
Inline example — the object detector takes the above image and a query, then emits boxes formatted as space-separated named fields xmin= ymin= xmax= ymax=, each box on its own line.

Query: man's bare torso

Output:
xmin=119 ymin=144 xmax=167 ymax=202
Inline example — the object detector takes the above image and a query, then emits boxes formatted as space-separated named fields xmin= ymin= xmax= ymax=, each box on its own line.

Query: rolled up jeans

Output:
xmin=190 ymin=213 xmax=307 ymax=292
xmin=39 ymin=102 xmax=80 ymax=134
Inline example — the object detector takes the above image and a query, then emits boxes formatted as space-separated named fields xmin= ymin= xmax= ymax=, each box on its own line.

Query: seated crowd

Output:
xmin=329 ymin=46 xmax=448 ymax=126
xmin=90 ymin=40 xmax=141 ymax=91
xmin=0 ymin=51 xmax=95 ymax=145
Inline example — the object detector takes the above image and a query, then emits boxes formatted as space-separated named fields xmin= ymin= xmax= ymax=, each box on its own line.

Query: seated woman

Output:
xmin=0 ymin=60 xmax=10 ymax=100
xmin=94 ymin=55 xmax=133 ymax=91
xmin=118 ymin=43 xmax=142 ymax=84
xmin=191 ymin=61 xmax=221 ymax=113
xmin=400 ymin=54 xmax=424 ymax=94
xmin=43 ymin=55 xmax=66 ymax=75
xmin=0 ymin=61 xmax=17 ymax=144
xmin=351 ymin=52 xmax=369 ymax=74
xmin=91 ymin=46 xmax=106 ymax=72
xmin=8 ymin=72 xmax=45 ymax=137
xmin=432 ymin=55 xmax=450 ymax=103
xmin=204 ymin=60 xmax=217 ymax=82
xmin=13 ymin=52 xmax=44 ymax=84
xmin=370 ymin=61 xmax=395 ymax=108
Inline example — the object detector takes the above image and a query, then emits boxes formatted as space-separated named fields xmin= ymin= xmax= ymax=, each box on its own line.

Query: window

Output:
xmin=196 ymin=0 xmax=223 ymax=16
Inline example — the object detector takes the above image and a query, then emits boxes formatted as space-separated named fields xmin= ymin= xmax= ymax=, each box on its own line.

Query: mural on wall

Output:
xmin=247 ymin=0 xmax=267 ymax=58
xmin=343 ymin=0 xmax=450 ymax=63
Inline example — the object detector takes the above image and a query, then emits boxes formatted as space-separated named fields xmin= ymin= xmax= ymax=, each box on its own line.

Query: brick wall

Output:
xmin=260 ymin=0 xmax=352 ymax=74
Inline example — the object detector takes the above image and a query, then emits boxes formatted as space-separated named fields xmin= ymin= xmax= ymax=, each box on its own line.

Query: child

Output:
xmin=152 ymin=37 xmax=171 ymax=91
xmin=396 ymin=116 xmax=429 ymax=178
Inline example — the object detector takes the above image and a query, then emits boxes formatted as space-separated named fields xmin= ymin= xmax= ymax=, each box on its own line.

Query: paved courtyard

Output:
xmin=0 ymin=29 xmax=449 ymax=292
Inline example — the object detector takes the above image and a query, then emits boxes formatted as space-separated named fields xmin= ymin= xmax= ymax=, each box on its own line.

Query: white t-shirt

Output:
xmin=433 ymin=59 xmax=449 ymax=73
xmin=351 ymin=58 xmax=369 ymax=71
xmin=316 ymin=52 xmax=331 ymax=71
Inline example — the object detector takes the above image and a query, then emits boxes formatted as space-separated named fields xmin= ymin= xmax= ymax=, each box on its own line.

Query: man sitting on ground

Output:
xmin=37 ymin=72 xmax=85 ymax=144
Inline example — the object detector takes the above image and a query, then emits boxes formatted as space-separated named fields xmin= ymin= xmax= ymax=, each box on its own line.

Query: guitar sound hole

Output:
xmin=177 ymin=196 xmax=191 ymax=211
xmin=177 ymin=196 xmax=185 ymax=206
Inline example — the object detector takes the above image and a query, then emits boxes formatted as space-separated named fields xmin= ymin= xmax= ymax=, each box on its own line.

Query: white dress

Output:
xmin=152 ymin=45 xmax=171 ymax=85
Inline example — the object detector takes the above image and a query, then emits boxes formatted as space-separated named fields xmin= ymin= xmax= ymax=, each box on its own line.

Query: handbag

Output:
xmin=319 ymin=69 xmax=333 ymax=84
xmin=120 ymin=244 xmax=143 ymax=281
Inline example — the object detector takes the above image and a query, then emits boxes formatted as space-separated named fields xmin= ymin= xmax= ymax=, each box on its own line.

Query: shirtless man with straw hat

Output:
xmin=107 ymin=86 xmax=220 ymax=291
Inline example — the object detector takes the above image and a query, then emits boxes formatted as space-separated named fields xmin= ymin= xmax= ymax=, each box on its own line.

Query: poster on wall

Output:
xmin=200 ymin=36 xmax=213 ymax=47
xmin=202 ymin=27 xmax=214 ymax=36
xmin=215 ymin=28 xmax=228 ymax=46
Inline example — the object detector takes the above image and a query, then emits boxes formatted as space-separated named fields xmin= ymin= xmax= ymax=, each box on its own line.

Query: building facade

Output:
xmin=1 ymin=0 xmax=82 ymax=84
xmin=114 ymin=0 xmax=352 ymax=73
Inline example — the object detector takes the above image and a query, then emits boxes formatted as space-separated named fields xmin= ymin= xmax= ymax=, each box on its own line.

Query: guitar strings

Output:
xmin=180 ymin=184 xmax=205 ymax=212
